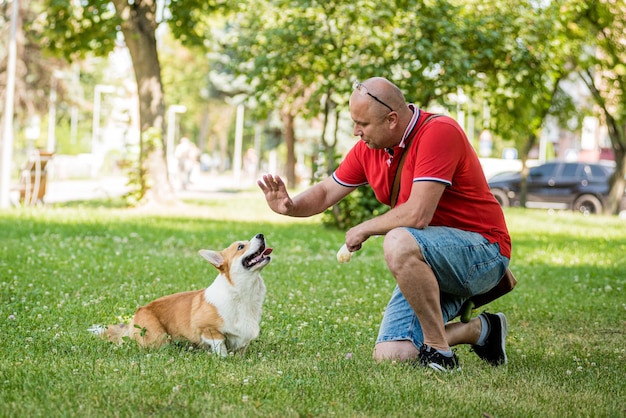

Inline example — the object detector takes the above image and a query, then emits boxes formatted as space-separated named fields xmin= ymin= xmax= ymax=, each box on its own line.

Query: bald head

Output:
xmin=349 ymin=77 xmax=416 ymax=150
xmin=350 ymin=77 xmax=411 ymax=118
xmin=361 ymin=77 xmax=407 ymax=111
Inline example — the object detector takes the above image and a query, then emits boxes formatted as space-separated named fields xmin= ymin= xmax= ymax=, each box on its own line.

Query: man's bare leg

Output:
xmin=383 ymin=228 xmax=449 ymax=351
xmin=372 ymin=318 xmax=482 ymax=361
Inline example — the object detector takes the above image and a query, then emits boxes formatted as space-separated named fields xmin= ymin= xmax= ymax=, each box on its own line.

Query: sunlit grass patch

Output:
xmin=1 ymin=204 xmax=624 ymax=417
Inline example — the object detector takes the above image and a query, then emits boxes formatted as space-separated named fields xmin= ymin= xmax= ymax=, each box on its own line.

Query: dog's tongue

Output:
xmin=263 ymin=248 xmax=273 ymax=256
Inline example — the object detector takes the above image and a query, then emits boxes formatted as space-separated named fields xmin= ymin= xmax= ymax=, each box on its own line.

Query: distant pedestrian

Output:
xmin=243 ymin=148 xmax=259 ymax=181
xmin=175 ymin=137 xmax=199 ymax=189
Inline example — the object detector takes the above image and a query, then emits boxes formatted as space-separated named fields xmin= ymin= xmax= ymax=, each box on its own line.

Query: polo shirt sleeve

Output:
xmin=332 ymin=144 xmax=369 ymax=187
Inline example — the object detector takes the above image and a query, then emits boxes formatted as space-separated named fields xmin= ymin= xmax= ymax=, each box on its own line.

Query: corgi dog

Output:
xmin=89 ymin=233 xmax=272 ymax=356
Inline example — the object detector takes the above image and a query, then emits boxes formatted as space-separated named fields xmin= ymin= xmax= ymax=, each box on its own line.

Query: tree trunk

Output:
xmin=579 ymin=68 xmax=626 ymax=215
xmin=112 ymin=0 xmax=178 ymax=207
xmin=607 ymin=153 xmax=626 ymax=215
xmin=281 ymin=110 xmax=296 ymax=188
xmin=604 ymin=121 xmax=626 ymax=215
xmin=319 ymin=95 xmax=340 ymax=177
xmin=519 ymin=133 xmax=537 ymax=208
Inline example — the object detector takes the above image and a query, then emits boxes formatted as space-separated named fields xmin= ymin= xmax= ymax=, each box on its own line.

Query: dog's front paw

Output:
xmin=87 ymin=325 xmax=106 ymax=335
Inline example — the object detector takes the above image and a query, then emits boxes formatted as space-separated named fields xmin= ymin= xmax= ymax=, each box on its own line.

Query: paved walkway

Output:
xmin=33 ymin=172 xmax=260 ymax=204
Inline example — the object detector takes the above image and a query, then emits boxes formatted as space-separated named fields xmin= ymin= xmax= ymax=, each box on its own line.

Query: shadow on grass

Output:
xmin=51 ymin=197 xmax=130 ymax=210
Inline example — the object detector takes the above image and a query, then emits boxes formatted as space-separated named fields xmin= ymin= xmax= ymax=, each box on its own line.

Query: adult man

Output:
xmin=258 ymin=77 xmax=511 ymax=371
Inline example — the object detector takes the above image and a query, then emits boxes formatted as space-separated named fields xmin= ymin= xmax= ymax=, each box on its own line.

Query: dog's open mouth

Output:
xmin=243 ymin=245 xmax=273 ymax=269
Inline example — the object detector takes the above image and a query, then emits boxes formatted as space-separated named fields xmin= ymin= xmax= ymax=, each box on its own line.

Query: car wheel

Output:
xmin=573 ymin=194 xmax=603 ymax=215
xmin=491 ymin=189 xmax=510 ymax=207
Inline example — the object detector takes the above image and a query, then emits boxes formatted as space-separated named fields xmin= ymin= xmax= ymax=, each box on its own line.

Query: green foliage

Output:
xmin=123 ymin=127 xmax=163 ymax=206
xmin=562 ymin=0 xmax=626 ymax=134
xmin=322 ymin=185 xmax=389 ymax=230
xmin=30 ymin=1 xmax=120 ymax=61
xmin=122 ymin=154 xmax=142 ymax=207
xmin=0 ymin=202 xmax=625 ymax=416
xmin=217 ymin=0 xmax=490 ymax=117
xmin=463 ymin=0 xmax=578 ymax=152
xmin=166 ymin=0 xmax=230 ymax=47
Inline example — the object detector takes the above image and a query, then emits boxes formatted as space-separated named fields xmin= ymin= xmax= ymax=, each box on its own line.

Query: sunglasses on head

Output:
xmin=352 ymin=80 xmax=393 ymax=112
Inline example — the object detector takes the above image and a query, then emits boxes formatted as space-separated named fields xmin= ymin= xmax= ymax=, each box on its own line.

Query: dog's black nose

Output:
xmin=256 ymin=233 xmax=264 ymax=240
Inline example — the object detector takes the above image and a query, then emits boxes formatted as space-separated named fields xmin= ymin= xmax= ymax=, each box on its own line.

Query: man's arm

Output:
xmin=345 ymin=181 xmax=445 ymax=251
xmin=258 ymin=175 xmax=354 ymax=217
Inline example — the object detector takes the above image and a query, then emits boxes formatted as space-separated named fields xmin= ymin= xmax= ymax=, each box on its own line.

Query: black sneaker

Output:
xmin=472 ymin=312 xmax=508 ymax=366
xmin=418 ymin=345 xmax=460 ymax=371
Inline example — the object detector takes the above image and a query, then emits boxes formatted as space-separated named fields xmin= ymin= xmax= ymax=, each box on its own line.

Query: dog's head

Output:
xmin=199 ymin=234 xmax=272 ymax=281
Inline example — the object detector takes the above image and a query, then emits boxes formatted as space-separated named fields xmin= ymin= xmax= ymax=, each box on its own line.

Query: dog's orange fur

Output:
xmin=104 ymin=290 xmax=225 ymax=348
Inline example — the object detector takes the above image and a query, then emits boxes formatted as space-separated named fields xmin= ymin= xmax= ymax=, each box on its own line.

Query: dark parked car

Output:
xmin=488 ymin=161 xmax=622 ymax=215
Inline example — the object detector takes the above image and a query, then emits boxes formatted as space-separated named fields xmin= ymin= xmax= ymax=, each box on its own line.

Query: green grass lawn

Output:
xmin=1 ymin=197 xmax=624 ymax=417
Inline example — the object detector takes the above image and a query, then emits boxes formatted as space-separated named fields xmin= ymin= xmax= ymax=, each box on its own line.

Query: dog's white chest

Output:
xmin=204 ymin=275 xmax=266 ymax=351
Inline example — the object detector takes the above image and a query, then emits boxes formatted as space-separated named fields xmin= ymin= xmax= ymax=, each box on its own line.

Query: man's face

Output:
xmin=349 ymin=93 xmax=393 ymax=150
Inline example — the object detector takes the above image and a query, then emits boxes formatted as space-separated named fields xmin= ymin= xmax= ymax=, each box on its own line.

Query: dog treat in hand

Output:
xmin=336 ymin=243 xmax=352 ymax=263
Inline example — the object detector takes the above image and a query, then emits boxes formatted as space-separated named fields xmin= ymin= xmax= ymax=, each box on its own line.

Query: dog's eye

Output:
xmin=237 ymin=244 xmax=245 ymax=251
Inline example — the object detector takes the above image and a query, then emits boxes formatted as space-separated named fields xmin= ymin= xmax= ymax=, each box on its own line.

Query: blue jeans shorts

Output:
xmin=376 ymin=226 xmax=510 ymax=348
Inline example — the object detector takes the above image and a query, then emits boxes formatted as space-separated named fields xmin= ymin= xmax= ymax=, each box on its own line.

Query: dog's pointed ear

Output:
xmin=198 ymin=250 xmax=224 ymax=268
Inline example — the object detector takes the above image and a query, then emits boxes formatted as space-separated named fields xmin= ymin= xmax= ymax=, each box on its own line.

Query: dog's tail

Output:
xmin=88 ymin=323 xmax=131 ymax=344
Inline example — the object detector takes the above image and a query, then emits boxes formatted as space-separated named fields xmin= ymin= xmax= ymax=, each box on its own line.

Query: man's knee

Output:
xmin=384 ymin=229 xmax=421 ymax=265
xmin=383 ymin=228 xmax=419 ymax=258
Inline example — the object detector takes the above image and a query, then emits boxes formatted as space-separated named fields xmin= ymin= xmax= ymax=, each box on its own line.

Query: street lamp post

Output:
xmin=92 ymin=84 xmax=116 ymax=154
xmin=47 ymin=70 xmax=66 ymax=154
xmin=0 ymin=0 xmax=19 ymax=209
xmin=233 ymin=103 xmax=244 ymax=185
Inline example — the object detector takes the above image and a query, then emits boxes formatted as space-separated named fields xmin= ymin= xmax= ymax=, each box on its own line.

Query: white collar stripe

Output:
xmin=399 ymin=104 xmax=420 ymax=149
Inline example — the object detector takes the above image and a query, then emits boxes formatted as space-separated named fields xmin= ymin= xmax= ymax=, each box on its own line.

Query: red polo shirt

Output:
xmin=332 ymin=107 xmax=511 ymax=258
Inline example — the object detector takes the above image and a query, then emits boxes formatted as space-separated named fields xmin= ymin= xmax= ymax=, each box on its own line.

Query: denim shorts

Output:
xmin=376 ymin=226 xmax=510 ymax=348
